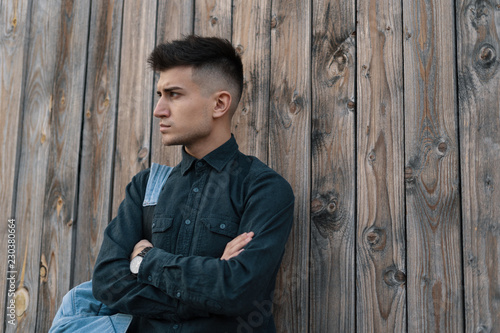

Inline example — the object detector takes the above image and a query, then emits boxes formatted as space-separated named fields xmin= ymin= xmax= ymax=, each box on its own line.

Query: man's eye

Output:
xmin=170 ymin=92 xmax=179 ymax=97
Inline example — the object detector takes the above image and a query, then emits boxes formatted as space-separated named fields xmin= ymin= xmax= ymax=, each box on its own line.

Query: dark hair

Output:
xmin=148 ymin=35 xmax=243 ymax=103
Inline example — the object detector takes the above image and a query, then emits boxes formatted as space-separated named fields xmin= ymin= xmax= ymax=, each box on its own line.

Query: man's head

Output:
xmin=148 ymin=36 xmax=243 ymax=158
xmin=148 ymin=35 xmax=243 ymax=114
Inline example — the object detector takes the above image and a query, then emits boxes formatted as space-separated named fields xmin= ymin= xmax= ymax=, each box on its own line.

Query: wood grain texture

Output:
xmin=457 ymin=0 xmax=500 ymax=331
xmin=111 ymin=0 xmax=157 ymax=217
xmin=35 ymin=1 xmax=90 ymax=330
xmin=73 ymin=0 xmax=124 ymax=286
xmin=231 ymin=0 xmax=271 ymax=161
xmin=194 ymin=0 xmax=231 ymax=39
xmin=0 ymin=0 xmax=29 ymax=328
xmin=151 ymin=0 xmax=194 ymax=167
xmin=356 ymin=0 xmax=406 ymax=331
xmin=310 ymin=0 xmax=356 ymax=331
xmin=7 ymin=1 xmax=63 ymax=331
xmin=403 ymin=0 xmax=464 ymax=331
xmin=269 ymin=0 xmax=311 ymax=331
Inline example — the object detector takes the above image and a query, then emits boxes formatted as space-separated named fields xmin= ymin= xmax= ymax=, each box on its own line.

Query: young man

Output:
xmin=51 ymin=36 xmax=294 ymax=332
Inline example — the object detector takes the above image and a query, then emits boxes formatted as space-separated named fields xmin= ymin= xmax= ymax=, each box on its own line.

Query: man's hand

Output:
xmin=221 ymin=232 xmax=254 ymax=260
xmin=131 ymin=239 xmax=154 ymax=260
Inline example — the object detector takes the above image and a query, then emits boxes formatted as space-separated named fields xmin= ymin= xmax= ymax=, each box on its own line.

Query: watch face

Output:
xmin=130 ymin=256 xmax=143 ymax=274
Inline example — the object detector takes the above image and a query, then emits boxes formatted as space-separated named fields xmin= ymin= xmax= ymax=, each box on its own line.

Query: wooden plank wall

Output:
xmin=1 ymin=0 xmax=499 ymax=332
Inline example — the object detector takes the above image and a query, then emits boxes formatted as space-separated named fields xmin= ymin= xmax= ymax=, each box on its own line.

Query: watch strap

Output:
xmin=137 ymin=246 xmax=153 ymax=258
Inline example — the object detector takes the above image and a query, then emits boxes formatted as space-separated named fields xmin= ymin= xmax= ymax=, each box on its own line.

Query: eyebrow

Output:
xmin=157 ymin=86 xmax=183 ymax=93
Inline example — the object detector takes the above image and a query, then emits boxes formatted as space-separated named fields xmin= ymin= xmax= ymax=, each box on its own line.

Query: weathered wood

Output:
xmin=111 ymin=0 xmax=158 ymax=216
xmin=231 ymin=0 xmax=271 ymax=161
xmin=151 ymin=0 xmax=194 ymax=167
xmin=457 ymin=0 xmax=500 ymax=331
xmin=73 ymin=0 xmax=124 ymax=286
xmin=0 ymin=0 xmax=30 ymax=329
xmin=6 ymin=1 xmax=63 ymax=331
xmin=194 ymin=0 xmax=231 ymax=39
xmin=403 ymin=0 xmax=464 ymax=331
xmin=35 ymin=1 xmax=90 ymax=331
xmin=356 ymin=0 xmax=406 ymax=331
xmin=269 ymin=0 xmax=311 ymax=331
xmin=310 ymin=0 xmax=356 ymax=331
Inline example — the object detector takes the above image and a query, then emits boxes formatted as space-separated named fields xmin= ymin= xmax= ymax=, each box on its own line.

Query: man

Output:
xmin=51 ymin=35 xmax=294 ymax=332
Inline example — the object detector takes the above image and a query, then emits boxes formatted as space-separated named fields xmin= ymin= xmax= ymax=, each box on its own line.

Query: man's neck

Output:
xmin=184 ymin=131 xmax=231 ymax=159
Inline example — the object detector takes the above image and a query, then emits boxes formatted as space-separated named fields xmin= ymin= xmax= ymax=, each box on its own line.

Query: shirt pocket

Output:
xmin=151 ymin=215 xmax=175 ymax=251
xmin=196 ymin=217 xmax=239 ymax=257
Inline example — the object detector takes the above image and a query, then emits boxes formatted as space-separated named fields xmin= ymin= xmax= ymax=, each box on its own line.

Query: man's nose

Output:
xmin=153 ymin=99 xmax=170 ymax=118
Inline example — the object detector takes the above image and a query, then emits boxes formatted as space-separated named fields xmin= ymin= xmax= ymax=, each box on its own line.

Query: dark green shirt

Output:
xmin=92 ymin=136 xmax=294 ymax=332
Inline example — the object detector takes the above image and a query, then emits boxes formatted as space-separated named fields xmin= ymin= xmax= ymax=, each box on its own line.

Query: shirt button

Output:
xmin=152 ymin=222 xmax=156 ymax=228
xmin=148 ymin=276 xmax=152 ymax=281
xmin=197 ymin=161 xmax=205 ymax=167
xmin=185 ymin=219 xmax=191 ymax=225
xmin=173 ymin=324 xmax=179 ymax=330
xmin=176 ymin=291 xmax=181 ymax=298
xmin=193 ymin=187 xmax=199 ymax=193
xmin=219 ymin=223 xmax=226 ymax=229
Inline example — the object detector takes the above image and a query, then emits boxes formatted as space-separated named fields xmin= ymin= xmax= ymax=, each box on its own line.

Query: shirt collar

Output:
xmin=180 ymin=135 xmax=239 ymax=175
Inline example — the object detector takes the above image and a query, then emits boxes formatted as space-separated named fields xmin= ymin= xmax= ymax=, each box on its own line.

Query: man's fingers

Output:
xmin=221 ymin=231 xmax=254 ymax=260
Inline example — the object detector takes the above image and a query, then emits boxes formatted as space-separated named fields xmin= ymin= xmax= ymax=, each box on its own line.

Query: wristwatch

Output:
xmin=130 ymin=246 xmax=153 ymax=275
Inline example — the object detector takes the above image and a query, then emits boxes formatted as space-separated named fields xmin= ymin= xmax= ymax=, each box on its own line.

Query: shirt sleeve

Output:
xmin=92 ymin=169 xmax=199 ymax=321
xmin=136 ymin=170 xmax=295 ymax=316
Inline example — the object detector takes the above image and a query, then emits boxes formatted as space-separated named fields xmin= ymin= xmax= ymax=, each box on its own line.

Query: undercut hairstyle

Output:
xmin=148 ymin=35 xmax=244 ymax=106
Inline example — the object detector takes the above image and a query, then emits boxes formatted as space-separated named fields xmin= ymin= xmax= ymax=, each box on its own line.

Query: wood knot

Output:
xmin=405 ymin=32 xmax=412 ymax=40
xmin=367 ymin=150 xmax=376 ymax=163
xmin=12 ymin=17 xmax=17 ymax=28
xmin=67 ymin=219 xmax=73 ymax=227
xmin=210 ymin=16 xmax=218 ymax=26
xmin=311 ymin=193 xmax=343 ymax=235
xmin=235 ymin=44 xmax=244 ymax=55
xmin=437 ymin=141 xmax=448 ymax=155
xmin=103 ymin=95 xmax=110 ymax=108
xmin=404 ymin=167 xmax=414 ymax=181
xmin=477 ymin=44 xmax=497 ymax=68
xmin=485 ymin=175 xmax=494 ymax=191
xmin=56 ymin=196 xmax=63 ymax=216
xmin=289 ymin=92 xmax=304 ymax=114
xmin=347 ymin=100 xmax=356 ymax=110
xmin=364 ymin=226 xmax=386 ymax=251
xmin=270 ymin=15 xmax=277 ymax=29
xmin=15 ymin=287 xmax=29 ymax=317
xmin=383 ymin=266 xmax=406 ymax=287
xmin=137 ymin=147 xmax=149 ymax=160
xmin=40 ymin=254 xmax=48 ymax=282
xmin=86 ymin=109 xmax=91 ymax=118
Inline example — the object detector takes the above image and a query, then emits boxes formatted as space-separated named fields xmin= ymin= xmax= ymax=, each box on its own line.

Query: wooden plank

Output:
xmin=309 ymin=0 xmax=356 ymax=331
xmin=73 ymin=0 xmax=124 ymax=286
xmin=112 ymin=0 xmax=158 ymax=217
xmin=402 ymin=0 xmax=464 ymax=331
xmin=35 ymin=0 xmax=91 ymax=330
xmin=231 ymin=0 xmax=271 ymax=161
xmin=269 ymin=0 xmax=311 ymax=331
xmin=356 ymin=0 xmax=406 ymax=331
xmin=457 ymin=0 xmax=500 ymax=331
xmin=194 ymin=0 xmax=232 ymax=39
xmin=0 ymin=0 xmax=30 ymax=328
xmin=151 ymin=0 xmax=194 ymax=167
xmin=6 ymin=1 xmax=63 ymax=331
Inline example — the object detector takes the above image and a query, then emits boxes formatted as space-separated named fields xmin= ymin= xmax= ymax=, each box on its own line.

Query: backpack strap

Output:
xmin=142 ymin=163 xmax=173 ymax=207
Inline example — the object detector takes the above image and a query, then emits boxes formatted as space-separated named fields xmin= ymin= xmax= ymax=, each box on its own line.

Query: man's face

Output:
xmin=153 ymin=66 xmax=214 ymax=149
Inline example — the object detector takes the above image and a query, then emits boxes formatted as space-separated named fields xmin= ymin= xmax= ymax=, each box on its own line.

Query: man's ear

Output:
xmin=213 ymin=91 xmax=232 ymax=119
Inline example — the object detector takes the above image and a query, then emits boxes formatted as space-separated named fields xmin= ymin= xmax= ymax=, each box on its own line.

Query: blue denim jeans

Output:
xmin=49 ymin=281 xmax=132 ymax=333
